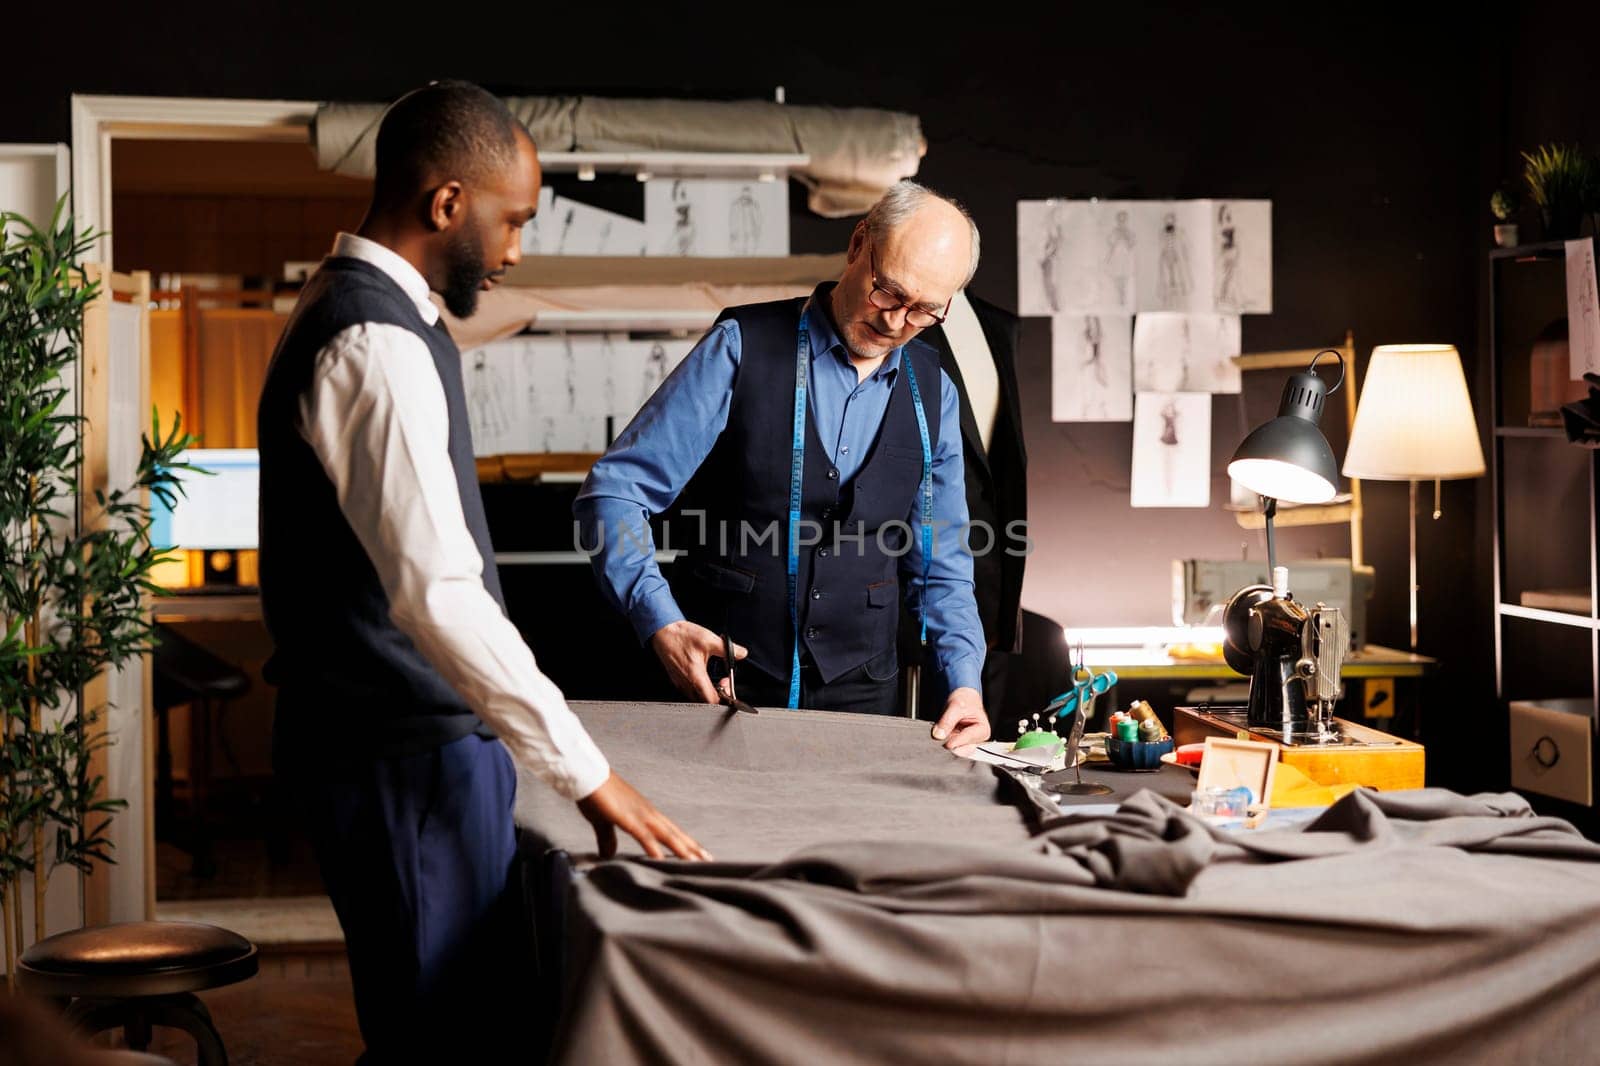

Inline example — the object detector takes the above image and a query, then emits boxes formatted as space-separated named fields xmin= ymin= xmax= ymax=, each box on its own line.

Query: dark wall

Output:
xmin=9 ymin=5 xmax=1567 ymax=791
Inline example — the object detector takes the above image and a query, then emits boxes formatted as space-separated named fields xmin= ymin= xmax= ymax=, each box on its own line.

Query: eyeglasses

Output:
xmin=867 ymin=240 xmax=952 ymax=328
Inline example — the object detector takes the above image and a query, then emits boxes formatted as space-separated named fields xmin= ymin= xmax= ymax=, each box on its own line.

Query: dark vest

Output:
xmin=671 ymin=295 xmax=942 ymax=685
xmin=257 ymin=255 xmax=501 ymax=762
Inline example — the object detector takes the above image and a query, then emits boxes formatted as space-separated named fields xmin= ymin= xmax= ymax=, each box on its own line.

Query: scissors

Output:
xmin=1047 ymin=641 xmax=1117 ymax=720
xmin=719 ymin=633 xmax=758 ymax=715
xmin=1047 ymin=669 xmax=1119 ymax=720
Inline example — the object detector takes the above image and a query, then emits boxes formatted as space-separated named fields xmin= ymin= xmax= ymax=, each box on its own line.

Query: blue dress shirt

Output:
xmin=574 ymin=296 xmax=986 ymax=695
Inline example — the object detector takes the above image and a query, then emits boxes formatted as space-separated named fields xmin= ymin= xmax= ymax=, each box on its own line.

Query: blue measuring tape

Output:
xmin=786 ymin=323 xmax=933 ymax=708
xmin=785 ymin=326 xmax=810 ymax=709
xmin=899 ymin=357 xmax=935 ymax=646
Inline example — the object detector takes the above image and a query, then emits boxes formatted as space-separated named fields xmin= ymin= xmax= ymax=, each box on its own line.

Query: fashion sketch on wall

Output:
xmin=1016 ymin=200 xmax=1142 ymax=316
xmin=1211 ymin=200 xmax=1273 ymax=312
xmin=1052 ymin=313 xmax=1133 ymax=422
xmin=465 ymin=347 xmax=517 ymax=456
xmin=1130 ymin=391 xmax=1211 ymax=508
xmin=1568 ymin=237 xmax=1600 ymax=379
xmin=1019 ymin=198 xmax=1271 ymax=316
xmin=519 ymin=186 xmax=557 ymax=255
xmin=1133 ymin=312 xmax=1242 ymax=393
xmin=646 ymin=178 xmax=789 ymax=257
xmin=1133 ymin=201 xmax=1214 ymax=313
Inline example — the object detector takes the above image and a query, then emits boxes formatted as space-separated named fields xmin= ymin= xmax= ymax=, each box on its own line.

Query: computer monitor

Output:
xmin=150 ymin=448 xmax=259 ymax=553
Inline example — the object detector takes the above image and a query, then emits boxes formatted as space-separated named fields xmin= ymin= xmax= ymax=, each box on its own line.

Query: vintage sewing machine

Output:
xmin=1220 ymin=564 xmax=1351 ymax=745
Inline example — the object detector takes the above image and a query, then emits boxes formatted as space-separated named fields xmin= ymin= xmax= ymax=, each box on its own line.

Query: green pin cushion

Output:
xmin=1014 ymin=730 xmax=1060 ymax=750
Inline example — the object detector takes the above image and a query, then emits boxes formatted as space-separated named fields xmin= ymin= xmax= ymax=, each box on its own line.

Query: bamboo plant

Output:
xmin=0 ymin=198 xmax=195 ymax=986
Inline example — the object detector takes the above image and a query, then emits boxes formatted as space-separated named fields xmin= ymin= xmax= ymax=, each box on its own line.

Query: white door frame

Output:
xmin=70 ymin=94 xmax=321 ymax=267
xmin=68 ymin=96 xmax=319 ymax=921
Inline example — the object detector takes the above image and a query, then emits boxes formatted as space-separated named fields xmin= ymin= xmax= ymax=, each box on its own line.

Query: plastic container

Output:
xmin=1106 ymin=734 xmax=1174 ymax=770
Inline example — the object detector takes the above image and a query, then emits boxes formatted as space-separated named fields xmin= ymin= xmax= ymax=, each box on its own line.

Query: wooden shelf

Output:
xmin=1499 ymin=603 xmax=1599 ymax=630
xmin=475 ymin=453 xmax=599 ymax=483
xmin=1232 ymin=501 xmax=1354 ymax=530
xmin=539 ymin=151 xmax=809 ymax=179
xmin=1489 ymin=238 xmax=1582 ymax=261
xmin=1495 ymin=426 xmax=1568 ymax=438
xmin=500 ymin=253 xmax=845 ymax=289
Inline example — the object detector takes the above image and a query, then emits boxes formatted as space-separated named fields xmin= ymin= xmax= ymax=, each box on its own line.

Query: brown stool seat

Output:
xmin=19 ymin=922 xmax=257 ymax=1065
xmin=20 ymin=921 xmax=258 ymax=998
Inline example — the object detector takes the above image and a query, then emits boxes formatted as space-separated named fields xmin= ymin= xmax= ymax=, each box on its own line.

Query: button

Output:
xmin=826 ymin=468 xmax=839 ymax=481
xmin=840 ymin=445 xmax=849 ymax=454
xmin=805 ymin=626 xmax=818 ymax=639
xmin=810 ymin=588 xmax=822 ymax=600
xmin=818 ymin=548 xmax=830 ymax=558
xmin=821 ymin=507 xmax=835 ymax=520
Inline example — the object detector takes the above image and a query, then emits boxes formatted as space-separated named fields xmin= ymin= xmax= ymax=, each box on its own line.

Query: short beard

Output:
xmin=440 ymin=227 xmax=488 ymax=319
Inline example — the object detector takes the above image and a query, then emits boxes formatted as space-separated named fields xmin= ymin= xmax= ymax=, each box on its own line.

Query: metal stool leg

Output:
xmin=144 ymin=993 xmax=229 ymax=1066
xmin=65 ymin=994 xmax=229 ymax=1064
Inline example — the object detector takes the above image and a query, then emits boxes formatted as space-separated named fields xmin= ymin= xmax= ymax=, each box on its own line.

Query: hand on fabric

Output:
xmin=650 ymin=620 xmax=746 ymax=703
xmin=932 ymin=687 xmax=990 ymax=750
xmin=577 ymin=772 xmax=712 ymax=861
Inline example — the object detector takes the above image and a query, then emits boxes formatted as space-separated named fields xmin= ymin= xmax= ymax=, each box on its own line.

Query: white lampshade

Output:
xmin=1342 ymin=344 xmax=1486 ymax=480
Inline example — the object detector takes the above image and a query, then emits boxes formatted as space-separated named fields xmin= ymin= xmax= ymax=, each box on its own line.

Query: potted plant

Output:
xmin=0 ymin=199 xmax=193 ymax=984
xmin=1522 ymin=143 xmax=1597 ymax=241
xmin=1490 ymin=184 xmax=1521 ymax=247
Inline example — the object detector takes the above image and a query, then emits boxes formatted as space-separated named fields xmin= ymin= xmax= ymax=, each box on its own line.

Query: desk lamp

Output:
xmin=1340 ymin=344 xmax=1485 ymax=649
xmin=1224 ymin=351 xmax=1349 ymax=737
xmin=1227 ymin=350 xmax=1344 ymax=573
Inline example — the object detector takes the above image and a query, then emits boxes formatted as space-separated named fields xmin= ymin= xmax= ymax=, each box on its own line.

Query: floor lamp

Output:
xmin=1341 ymin=344 xmax=1486 ymax=650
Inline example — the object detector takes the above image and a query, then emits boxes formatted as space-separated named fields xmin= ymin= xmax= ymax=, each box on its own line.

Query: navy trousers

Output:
xmin=283 ymin=732 xmax=527 ymax=1063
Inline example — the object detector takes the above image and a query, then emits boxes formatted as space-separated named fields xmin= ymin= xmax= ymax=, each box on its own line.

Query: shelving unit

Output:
xmin=1489 ymin=238 xmax=1600 ymax=812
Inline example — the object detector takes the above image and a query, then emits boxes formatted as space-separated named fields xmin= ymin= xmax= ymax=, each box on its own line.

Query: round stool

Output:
xmin=18 ymin=921 xmax=258 ymax=1065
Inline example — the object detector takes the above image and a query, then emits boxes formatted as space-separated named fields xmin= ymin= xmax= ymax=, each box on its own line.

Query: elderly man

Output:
xmin=575 ymin=181 xmax=990 ymax=748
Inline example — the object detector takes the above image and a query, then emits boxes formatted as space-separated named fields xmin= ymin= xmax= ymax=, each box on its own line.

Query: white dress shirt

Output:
xmin=942 ymin=291 xmax=1000 ymax=454
xmin=294 ymin=233 xmax=611 ymax=800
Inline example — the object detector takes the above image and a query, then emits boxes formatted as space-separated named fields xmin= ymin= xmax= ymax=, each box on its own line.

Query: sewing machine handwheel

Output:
xmin=1222 ymin=583 xmax=1275 ymax=677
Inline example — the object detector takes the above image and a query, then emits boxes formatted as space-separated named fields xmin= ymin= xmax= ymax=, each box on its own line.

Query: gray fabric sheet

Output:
xmin=313 ymin=99 xmax=923 ymax=218
xmin=514 ymin=702 xmax=1038 ymax=863
xmin=531 ymin=726 xmax=1600 ymax=1065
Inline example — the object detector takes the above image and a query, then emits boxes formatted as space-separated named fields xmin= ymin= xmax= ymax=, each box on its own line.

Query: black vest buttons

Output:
xmin=818 ymin=548 xmax=830 ymax=558
xmin=826 ymin=468 xmax=838 ymax=480
xmin=810 ymin=588 xmax=821 ymax=600
xmin=805 ymin=626 xmax=819 ymax=639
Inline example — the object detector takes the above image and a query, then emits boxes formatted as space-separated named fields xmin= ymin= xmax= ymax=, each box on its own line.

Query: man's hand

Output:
xmin=577 ymin=772 xmax=712 ymax=861
xmin=649 ymin=620 xmax=746 ymax=703
xmin=931 ymin=686 xmax=990 ymax=750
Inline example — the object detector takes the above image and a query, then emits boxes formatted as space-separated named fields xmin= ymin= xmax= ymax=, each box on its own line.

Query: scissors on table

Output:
xmin=719 ymin=632 xmax=758 ymax=716
xmin=1046 ymin=642 xmax=1118 ymax=721
xmin=1047 ymin=670 xmax=1119 ymax=720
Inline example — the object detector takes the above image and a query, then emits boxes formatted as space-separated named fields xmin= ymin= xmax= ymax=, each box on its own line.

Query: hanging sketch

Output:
xmin=1016 ymin=200 xmax=1141 ymax=315
xmin=1212 ymin=200 xmax=1272 ymax=313
xmin=537 ymin=195 xmax=647 ymax=256
xmin=463 ymin=344 xmax=519 ymax=456
xmin=1020 ymin=199 xmax=1271 ymax=315
xmin=1132 ymin=201 xmax=1215 ymax=314
xmin=606 ymin=338 xmax=694 ymax=434
xmin=1567 ymin=238 xmax=1600 ymax=380
xmin=1052 ymin=313 xmax=1133 ymax=422
xmin=646 ymin=178 xmax=789 ymax=257
xmin=1132 ymin=312 xmax=1242 ymax=393
xmin=1130 ymin=392 xmax=1211 ymax=508
xmin=519 ymin=187 xmax=557 ymax=255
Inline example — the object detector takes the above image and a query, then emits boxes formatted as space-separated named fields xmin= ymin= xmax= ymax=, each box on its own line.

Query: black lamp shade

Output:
xmin=1227 ymin=370 xmax=1340 ymax=504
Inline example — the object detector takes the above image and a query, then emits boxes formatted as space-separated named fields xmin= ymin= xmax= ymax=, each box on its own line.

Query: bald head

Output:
xmin=829 ymin=181 xmax=982 ymax=364
xmin=864 ymin=181 xmax=981 ymax=287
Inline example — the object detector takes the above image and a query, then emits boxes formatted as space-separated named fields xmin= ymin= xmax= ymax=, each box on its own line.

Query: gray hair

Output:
xmin=864 ymin=180 xmax=981 ymax=288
